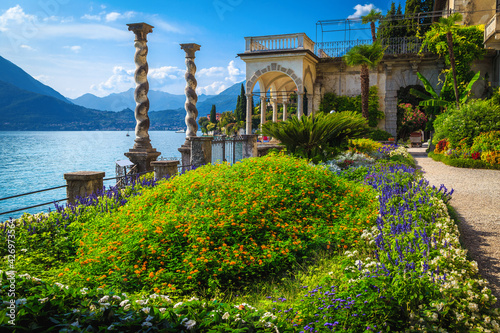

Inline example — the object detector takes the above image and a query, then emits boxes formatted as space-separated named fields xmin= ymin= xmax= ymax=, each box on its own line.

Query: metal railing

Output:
xmin=212 ymin=135 xmax=245 ymax=165
xmin=315 ymin=36 xmax=427 ymax=58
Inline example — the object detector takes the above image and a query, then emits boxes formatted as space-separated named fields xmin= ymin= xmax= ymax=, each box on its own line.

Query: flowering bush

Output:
xmin=399 ymin=103 xmax=428 ymax=132
xmin=471 ymin=130 xmax=500 ymax=154
xmin=434 ymin=139 xmax=450 ymax=154
xmin=348 ymin=138 xmax=382 ymax=155
xmin=65 ymin=154 xmax=378 ymax=294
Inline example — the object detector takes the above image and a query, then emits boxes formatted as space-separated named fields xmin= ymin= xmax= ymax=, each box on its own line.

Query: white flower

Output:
xmin=159 ymin=308 xmax=167 ymax=313
xmin=112 ymin=295 xmax=122 ymax=301
xmin=484 ymin=316 xmax=491 ymax=324
xmin=149 ymin=293 xmax=159 ymax=299
xmin=80 ymin=288 xmax=88 ymax=295
xmin=108 ymin=324 xmax=115 ymax=330
xmin=141 ymin=307 xmax=150 ymax=314
xmin=145 ymin=315 xmax=154 ymax=322
xmin=160 ymin=295 xmax=172 ymax=303
xmin=120 ymin=300 xmax=130 ymax=307
xmin=90 ymin=304 xmax=96 ymax=311
xmin=431 ymin=312 xmax=438 ymax=321
xmin=188 ymin=296 xmax=199 ymax=302
xmin=135 ymin=299 xmax=148 ymax=305
xmin=72 ymin=309 xmax=80 ymax=313
xmin=70 ymin=320 xmax=80 ymax=327
xmin=38 ymin=297 xmax=49 ymax=304
xmin=183 ymin=319 xmax=196 ymax=329
xmin=174 ymin=302 xmax=183 ymax=308
xmin=222 ymin=312 xmax=230 ymax=320
xmin=123 ymin=304 xmax=131 ymax=311
xmin=142 ymin=322 xmax=153 ymax=327
xmin=468 ymin=302 xmax=479 ymax=312
xmin=99 ymin=296 xmax=109 ymax=303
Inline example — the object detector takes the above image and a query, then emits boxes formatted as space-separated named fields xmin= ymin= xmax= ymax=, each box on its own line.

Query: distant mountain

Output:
xmin=196 ymin=82 xmax=243 ymax=117
xmin=71 ymin=88 xmax=214 ymax=112
xmin=0 ymin=55 xmax=70 ymax=103
xmin=0 ymin=80 xmax=185 ymax=131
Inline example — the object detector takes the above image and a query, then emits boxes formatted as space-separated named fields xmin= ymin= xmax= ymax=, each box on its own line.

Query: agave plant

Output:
xmin=261 ymin=111 xmax=370 ymax=164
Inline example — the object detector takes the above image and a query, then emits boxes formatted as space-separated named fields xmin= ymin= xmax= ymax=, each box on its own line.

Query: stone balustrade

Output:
xmin=244 ymin=33 xmax=315 ymax=53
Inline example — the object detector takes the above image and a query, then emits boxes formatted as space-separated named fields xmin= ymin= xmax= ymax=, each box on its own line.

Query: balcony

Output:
xmin=315 ymin=37 xmax=427 ymax=58
xmin=244 ymin=33 xmax=315 ymax=53
xmin=485 ymin=13 xmax=500 ymax=49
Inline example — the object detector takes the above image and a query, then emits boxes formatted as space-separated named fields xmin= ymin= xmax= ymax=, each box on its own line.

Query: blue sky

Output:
xmin=0 ymin=0 xmax=400 ymax=98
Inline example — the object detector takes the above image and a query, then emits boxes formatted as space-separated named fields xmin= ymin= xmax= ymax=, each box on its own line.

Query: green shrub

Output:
xmin=348 ymin=138 xmax=382 ymax=154
xmin=470 ymin=130 xmax=500 ymax=153
xmin=261 ymin=111 xmax=370 ymax=164
xmin=318 ymin=87 xmax=384 ymax=127
xmin=67 ymin=154 xmax=378 ymax=295
xmin=433 ymin=99 xmax=500 ymax=147
xmin=369 ymin=129 xmax=393 ymax=141
xmin=429 ymin=152 xmax=500 ymax=170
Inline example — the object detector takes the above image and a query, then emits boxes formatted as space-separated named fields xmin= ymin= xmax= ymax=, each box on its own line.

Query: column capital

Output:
xmin=180 ymin=43 xmax=201 ymax=58
xmin=127 ymin=22 xmax=154 ymax=41
xmin=245 ymin=93 xmax=253 ymax=98
xmin=260 ymin=95 xmax=267 ymax=101
xmin=297 ymin=92 xmax=305 ymax=96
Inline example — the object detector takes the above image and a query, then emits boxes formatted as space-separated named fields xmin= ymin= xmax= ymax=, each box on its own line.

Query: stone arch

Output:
xmin=246 ymin=63 xmax=303 ymax=94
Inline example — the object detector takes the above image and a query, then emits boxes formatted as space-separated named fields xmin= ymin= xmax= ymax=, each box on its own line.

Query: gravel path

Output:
xmin=408 ymin=146 xmax=500 ymax=307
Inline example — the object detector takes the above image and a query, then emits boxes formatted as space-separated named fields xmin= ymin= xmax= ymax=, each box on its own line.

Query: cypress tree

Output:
xmin=210 ymin=105 xmax=217 ymax=123
xmin=239 ymin=84 xmax=247 ymax=122
xmin=377 ymin=2 xmax=396 ymax=40
xmin=235 ymin=95 xmax=241 ymax=121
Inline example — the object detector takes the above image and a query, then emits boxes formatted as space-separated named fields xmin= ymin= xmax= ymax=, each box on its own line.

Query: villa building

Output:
xmin=239 ymin=1 xmax=500 ymax=136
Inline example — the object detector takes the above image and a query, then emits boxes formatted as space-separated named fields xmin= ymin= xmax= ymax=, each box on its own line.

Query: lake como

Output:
xmin=0 ymin=131 xmax=189 ymax=219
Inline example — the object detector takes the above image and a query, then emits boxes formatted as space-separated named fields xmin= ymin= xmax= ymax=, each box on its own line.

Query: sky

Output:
xmin=0 ymin=0 xmax=401 ymax=99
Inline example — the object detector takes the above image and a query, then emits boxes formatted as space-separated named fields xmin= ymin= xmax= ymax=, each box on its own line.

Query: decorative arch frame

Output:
xmin=246 ymin=63 xmax=303 ymax=94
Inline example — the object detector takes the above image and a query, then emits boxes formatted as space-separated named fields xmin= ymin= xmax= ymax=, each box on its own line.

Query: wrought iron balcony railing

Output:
xmin=315 ymin=36 xmax=428 ymax=58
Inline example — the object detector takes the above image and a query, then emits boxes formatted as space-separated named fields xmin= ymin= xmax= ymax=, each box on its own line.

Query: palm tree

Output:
xmin=422 ymin=13 xmax=462 ymax=107
xmin=361 ymin=9 xmax=383 ymax=42
xmin=343 ymin=42 xmax=386 ymax=120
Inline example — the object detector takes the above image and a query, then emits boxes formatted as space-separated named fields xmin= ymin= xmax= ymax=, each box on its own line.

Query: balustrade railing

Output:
xmin=245 ymin=33 xmax=315 ymax=53
xmin=315 ymin=36 xmax=427 ymax=58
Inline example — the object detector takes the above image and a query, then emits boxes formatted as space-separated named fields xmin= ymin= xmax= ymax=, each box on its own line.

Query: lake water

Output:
xmin=0 ymin=131 xmax=189 ymax=220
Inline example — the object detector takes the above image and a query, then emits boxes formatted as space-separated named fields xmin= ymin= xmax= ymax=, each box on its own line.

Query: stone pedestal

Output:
xmin=64 ymin=171 xmax=105 ymax=204
xmin=125 ymin=148 xmax=161 ymax=173
xmin=151 ymin=160 xmax=180 ymax=180
xmin=191 ymin=136 xmax=213 ymax=167
xmin=178 ymin=143 xmax=191 ymax=173
xmin=241 ymin=134 xmax=257 ymax=158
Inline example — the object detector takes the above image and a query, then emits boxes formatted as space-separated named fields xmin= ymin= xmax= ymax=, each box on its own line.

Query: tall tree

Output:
xmin=343 ymin=42 xmax=386 ymax=120
xmin=362 ymin=9 xmax=383 ymax=42
xmin=405 ymin=0 xmax=435 ymax=36
xmin=235 ymin=95 xmax=241 ymax=121
xmin=210 ymin=104 xmax=217 ymax=123
xmin=236 ymin=83 xmax=247 ymax=122
xmin=421 ymin=13 xmax=463 ymax=107
xmin=377 ymin=2 xmax=396 ymax=40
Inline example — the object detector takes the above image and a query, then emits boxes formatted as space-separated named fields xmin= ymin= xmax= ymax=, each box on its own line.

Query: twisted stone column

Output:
xmin=180 ymin=43 xmax=201 ymax=140
xmin=125 ymin=22 xmax=160 ymax=172
xmin=127 ymin=23 xmax=153 ymax=150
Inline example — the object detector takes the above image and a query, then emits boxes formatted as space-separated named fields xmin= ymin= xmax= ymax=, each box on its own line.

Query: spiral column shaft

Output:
xmin=127 ymin=23 xmax=153 ymax=150
xmin=124 ymin=22 xmax=160 ymax=173
xmin=180 ymin=43 xmax=201 ymax=139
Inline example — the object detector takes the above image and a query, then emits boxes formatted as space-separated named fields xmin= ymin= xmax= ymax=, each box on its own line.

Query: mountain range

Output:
xmin=0 ymin=55 xmax=243 ymax=131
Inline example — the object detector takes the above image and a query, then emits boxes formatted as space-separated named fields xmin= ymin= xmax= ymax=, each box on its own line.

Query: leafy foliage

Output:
xmin=261 ymin=112 xmax=371 ymax=163
xmin=67 ymin=154 xmax=378 ymax=295
xmin=319 ymin=86 xmax=384 ymax=127
xmin=433 ymin=99 xmax=500 ymax=147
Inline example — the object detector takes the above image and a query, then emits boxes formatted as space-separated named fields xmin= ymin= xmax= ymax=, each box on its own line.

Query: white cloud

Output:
xmin=197 ymin=81 xmax=228 ymax=95
xmin=20 ymin=44 xmax=35 ymax=51
xmin=105 ymin=12 xmax=121 ymax=22
xmin=198 ymin=66 xmax=225 ymax=77
xmin=348 ymin=4 xmax=377 ymax=19
xmin=90 ymin=66 xmax=135 ymax=96
xmin=0 ymin=5 xmax=36 ymax=32
xmin=226 ymin=60 xmax=243 ymax=83
xmin=64 ymin=45 xmax=82 ymax=53
xmin=149 ymin=66 xmax=184 ymax=81
xmin=81 ymin=14 xmax=101 ymax=21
